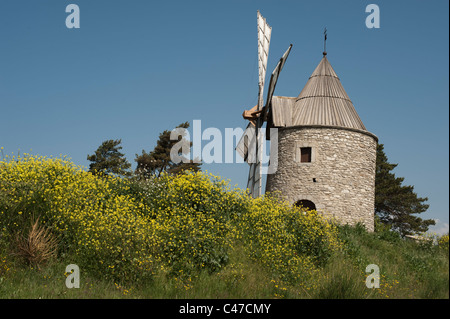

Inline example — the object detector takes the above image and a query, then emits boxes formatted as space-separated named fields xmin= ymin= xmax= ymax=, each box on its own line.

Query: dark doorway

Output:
xmin=295 ymin=200 xmax=316 ymax=211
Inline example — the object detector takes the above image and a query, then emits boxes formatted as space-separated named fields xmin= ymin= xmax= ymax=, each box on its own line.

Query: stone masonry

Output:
xmin=266 ymin=125 xmax=377 ymax=232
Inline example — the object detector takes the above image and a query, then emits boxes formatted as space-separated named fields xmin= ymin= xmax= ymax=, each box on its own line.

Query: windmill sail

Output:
xmin=248 ymin=11 xmax=272 ymax=198
xmin=263 ymin=44 xmax=293 ymax=118
xmin=236 ymin=11 xmax=271 ymax=164
xmin=235 ymin=122 xmax=256 ymax=162
xmin=248 ymin=46 xmax=292 ymax=197
xmin=257 ymin=10 xmax=271 ymax=111
xmin=235 ymin=11 xmax=292 ymax=198
xmin=236 ymin=45 xmax=293 ymax=163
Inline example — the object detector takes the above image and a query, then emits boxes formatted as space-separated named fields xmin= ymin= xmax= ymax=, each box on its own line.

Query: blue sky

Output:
xmin=0 ymin=1 xmax=448 ymax=234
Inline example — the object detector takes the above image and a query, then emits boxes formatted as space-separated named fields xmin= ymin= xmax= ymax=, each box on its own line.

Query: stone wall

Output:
xmin=266 ymin=126 xmax=377 ymax=232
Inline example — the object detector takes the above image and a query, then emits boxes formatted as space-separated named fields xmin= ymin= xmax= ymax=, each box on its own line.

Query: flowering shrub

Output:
xmin=0 ymin=154 xmax=155 ymax=282
xmin=142 ymin=171 xmax=249 ymax=275
xmin=236 ymin=194 xmax=342 ymax=283
xmin=0 ymin=254 xmax=12 ymax=278
xmin=0 ymin=153 xmax=342 ymax=285
xmin=438 ymin=234 xmax=449 ymax=254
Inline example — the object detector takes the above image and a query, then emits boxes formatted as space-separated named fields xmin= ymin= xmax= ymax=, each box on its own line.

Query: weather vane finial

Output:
xmin=323 ymin=27 xmax=327 ymax=56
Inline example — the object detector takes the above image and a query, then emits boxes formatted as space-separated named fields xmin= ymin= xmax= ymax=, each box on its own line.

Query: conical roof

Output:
xmin=291 ymin=55 xmax=367 ymax=131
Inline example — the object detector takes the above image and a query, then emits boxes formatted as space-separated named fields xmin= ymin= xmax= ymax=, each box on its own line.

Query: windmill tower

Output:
xmin=265 ymin=33 xmax=378 ymax=231
xmin=237 ymin=13 xmax=377 ymax=231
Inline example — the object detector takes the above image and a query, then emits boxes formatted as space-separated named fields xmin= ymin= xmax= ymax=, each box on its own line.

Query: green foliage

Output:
xmin=374 ymin=217 xmax=401 ymax=243
xmin=87 ymin=139 xmax=131 ymax=177
xmin=312 ymin=256 xmax=367 ymax=299
xmin=135 ymin=122 xmax=201 ymax=178
xmin=337 ymin=223 xmax=448 ymax=298
xmin=438 ymin=234 xmax=449 ymax=256
xmin=0 ymin=154 xmax=340 ymax=285
xmin=237 ymin=193 xmax=342 ymax=284
xmin=0 ymin=153 xmax=448 ymax=299
xmin=0 ymin=154 xmax=155 ymax=283
xmin=147 ymin=171 xmax=248 ymax=276
xmin=375 ymin=144 xmax=434 ymax=236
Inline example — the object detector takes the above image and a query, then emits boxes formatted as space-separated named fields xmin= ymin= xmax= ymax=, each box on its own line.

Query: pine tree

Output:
xmin=375 ymin=143 xmax=434 ymax=236
xmin=87 ymin=139 xmax=131 ymax=177
xmin=135 ymin=122 xmax=201 ymax=178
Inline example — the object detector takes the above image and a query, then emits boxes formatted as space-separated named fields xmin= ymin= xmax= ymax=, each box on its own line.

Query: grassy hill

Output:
xmin=0 ymin=154 xmax=448 ymax=299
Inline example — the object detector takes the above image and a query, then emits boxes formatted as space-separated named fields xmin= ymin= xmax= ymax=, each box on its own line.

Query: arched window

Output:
xmin=295 ymin=200 xmax=316 ymax=211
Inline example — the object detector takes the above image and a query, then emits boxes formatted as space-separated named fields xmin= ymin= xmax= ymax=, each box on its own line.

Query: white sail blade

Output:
xmin=257 ymin=10 xmax=272 ymax=111
xmin=236 ymin=122 xmax=256 ymax=164
xmin=245 ymin=10 xmax=272 ymax=198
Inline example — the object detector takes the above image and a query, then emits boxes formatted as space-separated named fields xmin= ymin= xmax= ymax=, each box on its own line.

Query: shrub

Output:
xmin=0 ymin=153 xmax=343 ymax=287
xmin=438 ymin=234 xmax=449 ymax=255
xmin=0 ymin=154 xmax=156 ymax=282
xmin=0 ymin=254 xmax=11 ymax=279
xmin=0 ymin=155 xmax=249 ymax=281
xmin=144 ymin=171 xmax=249 ymax=276
xmin=12 ymin=217 xmax=58 ymax=268
xmin=236 ymin=193 xmax=342 ymax=284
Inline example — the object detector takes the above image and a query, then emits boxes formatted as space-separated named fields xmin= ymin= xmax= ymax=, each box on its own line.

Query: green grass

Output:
xmin=336 ymin=224 xmax=449 ymax=299
xmin=0 ymin=248 xmax=277 ymax=299
xmin=1 ymin=225 xmax=448 ymax=299
xmin=0 ymin=156 xmax=447 ymax=299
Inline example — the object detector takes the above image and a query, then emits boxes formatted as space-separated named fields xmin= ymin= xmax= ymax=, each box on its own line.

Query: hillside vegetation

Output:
xmin=0 ymin=154 xmax=448 ymax=298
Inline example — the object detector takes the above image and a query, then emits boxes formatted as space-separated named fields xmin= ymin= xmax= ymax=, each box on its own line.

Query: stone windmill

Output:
xmin=265 ymin=35 xmax=378 ymax=231
xmin=238 ymin=17 xmax=378 ymax=231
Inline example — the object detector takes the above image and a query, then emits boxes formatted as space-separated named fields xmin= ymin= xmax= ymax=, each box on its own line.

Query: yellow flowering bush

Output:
xmin=236 ymin=194 xmax=342 ymax=283
xmin=0 ymin=154 xmax=155 ymax=282
xmin=438 ymin=234 xmax=449 ymax=254
xmin=145 ymin=172 xmax=249 ymax=275
xmin=0 ymin=153 xmax=342 ymax=286
xmin=0 ymin=155 xmax=249 ymax=280
xmin=0 ymin=254 xmax=12 ymax=278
